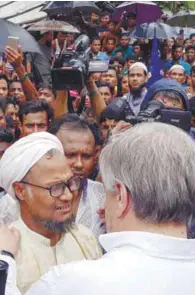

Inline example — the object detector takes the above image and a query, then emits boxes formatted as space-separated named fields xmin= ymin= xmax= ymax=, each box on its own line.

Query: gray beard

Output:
xmin=34 ymin=215 xmax=75 ymax=234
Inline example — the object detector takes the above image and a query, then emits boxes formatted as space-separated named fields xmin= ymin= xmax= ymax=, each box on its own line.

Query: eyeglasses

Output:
xmin=20 ymin=177 xmax=81 ymax=198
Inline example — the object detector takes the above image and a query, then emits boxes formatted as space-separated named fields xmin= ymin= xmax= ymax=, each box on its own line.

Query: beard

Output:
xmin=33 ymin=215 xmax=75 ymax=234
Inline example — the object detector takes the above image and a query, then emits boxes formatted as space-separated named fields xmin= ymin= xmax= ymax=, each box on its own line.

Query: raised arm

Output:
xmin=87 ymin=74 xmax=106 ymax=121
xmin=5 ymin=46 xmax=39 ymax=101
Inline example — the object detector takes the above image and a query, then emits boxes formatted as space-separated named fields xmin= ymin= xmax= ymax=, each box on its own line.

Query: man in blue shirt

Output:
xmin=164 ymin=44 xmax=191 ymax=75
xmin=112 ymin=33 xmax=133 ymax=60
xmin=89 ymin=37 xmax=109 ymax=62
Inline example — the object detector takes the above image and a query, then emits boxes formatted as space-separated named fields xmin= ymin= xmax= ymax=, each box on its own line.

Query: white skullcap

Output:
xmin=169 ymin=65 xmax=185 ymax=73
xmin=0 ymin=132 xmax=64 ymax=199
xmin=129 ymin=62 xmax=148 ymax=74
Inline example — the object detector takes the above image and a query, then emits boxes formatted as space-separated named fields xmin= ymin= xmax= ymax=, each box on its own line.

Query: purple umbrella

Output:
xmin=112 ymin=1 xmax=163 ymax=24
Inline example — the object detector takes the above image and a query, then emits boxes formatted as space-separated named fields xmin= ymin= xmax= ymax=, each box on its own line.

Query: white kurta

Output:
xmin=25 ymin=231 xmax=195 ymax=295
xmin=10 ymin=218 xmax=102 ymax=294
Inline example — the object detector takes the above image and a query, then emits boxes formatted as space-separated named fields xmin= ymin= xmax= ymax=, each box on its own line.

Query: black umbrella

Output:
xmin=42 ymin=1 xmax=101 ymax=16
xmin=0 ymin=19 xmax=42 ymax=53
xmin=167 ymin=10 xmax=195 ymax=27
xmin=130 ymin=22 xmax=179 ymax=39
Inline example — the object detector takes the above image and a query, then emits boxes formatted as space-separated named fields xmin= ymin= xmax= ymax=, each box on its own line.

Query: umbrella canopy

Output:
xmin=167 ymin=10 xmax=195 ymax=27
xmin=42 ymin=1 xmax=101 ymax=16
xmin=28 ymin=19 xmax=80 ymax=33
xmin=112 ymin=1 xmax=163 ymax=23
xmin=130 ymin=22 xmax=179 ymax=39
xmin=0 ymin=18 xmax=42 ymax=53
xmin=173 ymin=26 xmax=195 ymax=38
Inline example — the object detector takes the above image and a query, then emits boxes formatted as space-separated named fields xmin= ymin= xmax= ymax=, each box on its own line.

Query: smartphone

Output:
xmin=7 ymin=36 xmax=19 ymax=51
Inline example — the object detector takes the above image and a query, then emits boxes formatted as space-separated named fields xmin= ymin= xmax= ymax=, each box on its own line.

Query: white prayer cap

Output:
xmin=169 ymin=65 xmax=185 ymax=73
xmin=129 ymin=62 xmax=148 ymax=74
xmin=0 ymin=132 xmax=64 ymax=199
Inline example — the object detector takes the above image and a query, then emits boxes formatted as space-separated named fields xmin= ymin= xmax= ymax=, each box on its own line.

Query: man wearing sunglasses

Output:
xmin=0 ymin=132 xmax=102 ymax=294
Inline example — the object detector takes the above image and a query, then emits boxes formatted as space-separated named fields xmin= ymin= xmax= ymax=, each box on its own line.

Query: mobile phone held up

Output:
xmin=7 ymin=36 xmax=19 ymax=51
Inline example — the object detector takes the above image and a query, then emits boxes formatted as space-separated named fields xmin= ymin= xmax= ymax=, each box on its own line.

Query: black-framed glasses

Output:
xmin=20 ymin=177 xmax=81 ymax=198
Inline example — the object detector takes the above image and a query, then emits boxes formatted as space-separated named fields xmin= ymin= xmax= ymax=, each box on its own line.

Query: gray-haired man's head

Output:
xmin=100 ymin=122 xmax=195 ymax=233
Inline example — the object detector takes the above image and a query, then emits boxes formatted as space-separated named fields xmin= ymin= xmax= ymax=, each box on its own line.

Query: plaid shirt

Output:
xmin=76 ymin=179 xmax=106 ymax=239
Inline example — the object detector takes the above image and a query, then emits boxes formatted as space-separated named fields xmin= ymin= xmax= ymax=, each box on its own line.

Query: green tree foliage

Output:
xmin=155 ymin=1 xmax=195 ymax=13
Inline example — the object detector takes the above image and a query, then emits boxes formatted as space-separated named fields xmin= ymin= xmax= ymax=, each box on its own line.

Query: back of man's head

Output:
xmin=0 ymin=127 xmax=14 ymax=143
xmin=100 ymin=122 xmax=195 ymax=225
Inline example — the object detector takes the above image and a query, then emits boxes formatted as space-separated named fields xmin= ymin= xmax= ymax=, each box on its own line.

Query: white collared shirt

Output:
xmin=25 ymin=231 xmax=195 ymax=295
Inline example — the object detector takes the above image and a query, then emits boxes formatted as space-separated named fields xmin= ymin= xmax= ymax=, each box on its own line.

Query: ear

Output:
xmin=146 ymin=72 xmax=151 ymax=82
xmin=12 ymin=182 xmax=26 ymax=201
xmin=115 ymin=182 xmax=131 ymax=218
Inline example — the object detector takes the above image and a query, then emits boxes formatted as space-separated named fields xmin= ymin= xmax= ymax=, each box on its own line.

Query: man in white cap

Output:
xmin=169 ymin=64 xmax=187 ymax=87
xmin=86 ymin=62 xmax=149 ymax=123
xmin=0 ymin=132 xmax=101 ymax=294
xmin=95 ymin=62 xmax=149 ymax=121
xmin=124 ymin=62 xmax=149 ymax=115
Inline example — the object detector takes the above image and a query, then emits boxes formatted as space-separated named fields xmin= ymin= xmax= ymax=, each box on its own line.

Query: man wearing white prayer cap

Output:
xmin=100 ymin=62 xmax=149 ymax=121
xmin=122 ymin=62 xmax=149 ymax=116
xmin=0 ymin=132 xmax=101 ymax=294
xmin=169 ymin=64 xmax=187 ymax=87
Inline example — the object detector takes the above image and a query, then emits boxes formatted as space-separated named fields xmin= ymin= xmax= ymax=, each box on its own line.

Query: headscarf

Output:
xmin=0 ymin=132 xmax=64 ymax=198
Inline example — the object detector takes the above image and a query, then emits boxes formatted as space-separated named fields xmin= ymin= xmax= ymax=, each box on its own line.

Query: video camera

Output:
xmin=51 ymin=34 xmax=108 ymax=91
xmin=125 ymin=101 xmax=191 ymax=132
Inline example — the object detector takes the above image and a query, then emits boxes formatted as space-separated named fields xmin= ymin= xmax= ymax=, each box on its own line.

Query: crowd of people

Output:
xmin=0 ymin=8 xmax=195 ymax=295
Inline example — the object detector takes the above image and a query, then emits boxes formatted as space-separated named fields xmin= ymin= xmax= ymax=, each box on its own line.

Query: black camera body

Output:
xmin=51 ymin=35 xmax=108 ymax=91
xmin=125 ymin=101 xmax=191 ymax=132
xmin=52 ymin=35 xmax=89 ymax=91
xmin=0 ymin=260 xmax=8 ymax=295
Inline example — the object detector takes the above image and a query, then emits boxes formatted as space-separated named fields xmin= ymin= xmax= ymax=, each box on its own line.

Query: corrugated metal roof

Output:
xmin=0 ymin=1 xmax=47 ymax=25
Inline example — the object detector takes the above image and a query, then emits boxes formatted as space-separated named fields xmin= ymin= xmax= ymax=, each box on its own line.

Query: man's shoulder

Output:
xmin=70 ymin=224 xmax=102 ymax=258
xmin=180 ymin=60 xmax=191 ymax=74
xmin=10 ymin=218 xmax=24 ymax=230
xmin=180 ymin=60 xmax=190 ymax=66
xmin=87 ymin=179 xmax=104 ymax=192
xmin=73 ymin=223 xmax=96 ymax=236
xmin=71 ymin=222 xmax=100 ymax=241
xmin=26 ymin=259 xmax=106 ymax=294
xmin=87 ymin=179 xmax=105 ymax=205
